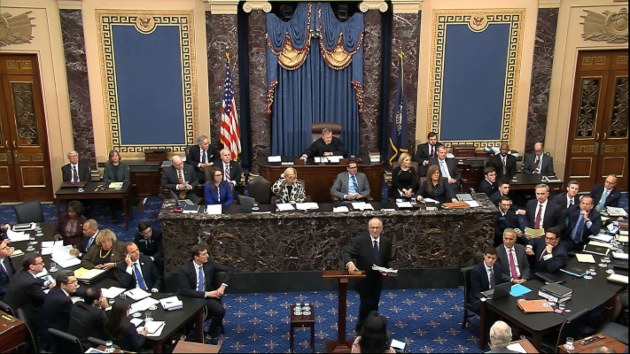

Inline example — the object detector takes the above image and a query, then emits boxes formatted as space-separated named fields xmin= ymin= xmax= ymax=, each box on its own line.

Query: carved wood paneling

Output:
xmin=19 ymin=166 xmax=46 ymax=187
xmin=0 ymin=166 xmax=9 ymax=187
xmin=568 ymin=157 xmax=593 ymax=179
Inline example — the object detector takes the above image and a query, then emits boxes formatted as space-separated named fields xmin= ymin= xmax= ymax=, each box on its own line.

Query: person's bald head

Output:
xmin=172 ymin=155 xmax=183 ymax=170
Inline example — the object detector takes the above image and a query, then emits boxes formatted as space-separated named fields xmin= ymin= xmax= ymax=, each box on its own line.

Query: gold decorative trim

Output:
xmin=581 ymin=8 xmax=628 ymax=44
xmin=538 ymin=0 xmax=561 ymax=9
xmin=242 ymin=1 xmax=272 ymax=13
xmin=134 ymin=16 xmax=157 ymax=34
xmin=359 ymin=1 xmax=389 ymax=13
xmin=0 ymin=11 xmax=36 ymax=48
xmin=391 ymin=0 xmax=421 ymax=14
xmin=468 ymin=14 xmax=489 ymax=32
xmin=428 ymin=9 xmax=524 ymax=148
xmin=96 ymin=11 xmax=197 ymax=158
xmin=205 ymin=0 xmax=239 ymax=15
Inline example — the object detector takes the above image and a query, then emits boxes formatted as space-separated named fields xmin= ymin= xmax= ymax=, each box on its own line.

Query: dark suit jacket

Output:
xmin=553 ymin=192 xmax=578 ymax=210
xmin=417 ymin=178 xmax=455 ymax=203
xmin=302 ymin=137 xmax=347 ymax=158
xmin=186 ymin=144 xmax=220 ymax=171
xmin=495 ymin=244 xmax=530 ymax=282
xmin=486 ymin=154 xmax=517 ymax=180
xmin=478 ymin=179 xmax=497 ymax=197
xmin=133 ymin=230 xmax=163 ymax=265
xmin=494 ymin=209 xmax=521 ymax=247
xmin=414 ymin=142 xmax=441 ymax=176
xmin=565 ymin=207 xmax=601 ymax=248
xmin=3 ymin=270 xmax=46 ymax=325
xmin=525 ymin=199 xmax=564 ymax=233
xmin=79 ymin=233 xmax=98 ymax=255
xmin=117 ymin=255 xmax=163 ymax=291
xmin=102 ymin=161 xmax=130 ymax=183
xmin=490 ymin=191 xmax=508 ymax=206
xmin=528 ymin=237 xmax=568 ymax=273
xmin=68 ymin=301 xmax=107 ymax=348
xmin=61 ymin=162 xmax=91 ymax=182
xmin=590 ymin=184 xmax=621 ymax=209
xmin=161 ymin=164 xmax=199 ymax=201
xmin=178 ymin=260 xmax=234 ymax=298
xmin=469 ymin=262 xmax=503 ymax=312
xmin=331 ymin=172 xmax=371 ymax=200
xmin=523 ymin=153 xmax=555 ymax=175
xmin=342 ymin=234 xmax=393 ymax=280
xmin=108 ymin=321 xmax=146 ymax=352
xmin=218 ymin=160 xmax=243 ymax=186
xmin=0 ymin=257 xmax=15 ymax=300
xmin=428 ymin=157 xmax=461 ymax=183
xmin=42 ymin=286 xmax=74 ymax=332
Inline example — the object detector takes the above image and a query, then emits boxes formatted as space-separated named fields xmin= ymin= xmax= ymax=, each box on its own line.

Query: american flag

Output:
xmin=220 ymin=53 xmax=241 ymax=160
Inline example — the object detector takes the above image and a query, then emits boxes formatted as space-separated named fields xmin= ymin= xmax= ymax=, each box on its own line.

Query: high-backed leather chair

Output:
xmin=13 ymin=200 xmax=44 ymax=223
xmin=311 ymin=122 xmax=342 ymax=142
xmin=460 ymin=266 xmax=478 ymax=329
xmin=247 ymin=176 xmax=272 ymax=204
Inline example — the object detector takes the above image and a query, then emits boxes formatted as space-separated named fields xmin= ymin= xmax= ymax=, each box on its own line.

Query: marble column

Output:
xmin=60 ymin=10 xmax=96 ymax=165
xmin=360 ymin=11 xmax=383 ymax=156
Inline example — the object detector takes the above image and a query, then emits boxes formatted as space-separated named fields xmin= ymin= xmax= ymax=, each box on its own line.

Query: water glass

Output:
xmin=49 ymin=262 xmax=58 ymax=272
xmin=252 ymin=203 xmax=259 ymax=211
xmin=145 ymin=310 xmax=153 ymax=324
xmin=564 ymin=337 xmax=574 ymax=351
xmin=104 ymin=340 xmax=114 ymax=353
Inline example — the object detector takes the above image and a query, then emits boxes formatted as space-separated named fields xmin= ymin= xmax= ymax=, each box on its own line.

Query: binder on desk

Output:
xmin=517 ymin=299 xmax=554 ymax=313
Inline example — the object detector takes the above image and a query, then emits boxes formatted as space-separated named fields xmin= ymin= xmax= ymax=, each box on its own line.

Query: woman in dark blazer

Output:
xmin=104 ymin=298 xmax=147 ymax=352
xmin=204 ymin=168 xmax=235 ymax=206
xmin=103 ymin=149 xmax=130 ymax=184
xmin=392 ymin=152 xmax=418 ymax=199
xmin=415 ymin=165 xmax=456 ymax=203
xmin=54 ymin=200 xmax=87 ymax=247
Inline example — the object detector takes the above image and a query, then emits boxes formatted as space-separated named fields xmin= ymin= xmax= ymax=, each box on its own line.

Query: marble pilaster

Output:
xmin=360 ymin=11 xmax=383 ymax=156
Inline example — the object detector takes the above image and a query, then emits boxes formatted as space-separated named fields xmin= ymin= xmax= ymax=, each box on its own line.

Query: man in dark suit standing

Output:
xmin=469 ymin=247 xmax=503 ymax=313
xmin=161 ymin=155 xmax=200 ymax=203
xmin=0 ymin=240 xmax=15 ymax=299
xmin=591 ymin=174 xmax=622 ymax=212
xmin=495 ymin=229 xmax=530 ymax=284
xmin=429 ymin=145 xmax=461 ymax=186
xmin=186 ymin=135 xmax=219 ymax=183
xmin=118 ymin=242 xmax=163 ymax=292
xmin=494 ymin=196 xmax=523 ymax=247
xmin=301 ymin=127 xmax=348 ymax=160
xmin=61 ymin=150 xmax=91 ymax=182
xmin=564 ymin=195 xmax=601 ymax=252
xmin=517 ymin=184 xmax=564 ymax=239
xmin=217 ymin=148 xmax=243 ymax=190
xmin=486 ymin=143 xmax=517 ymax=181
xmin=523 ymin=142 xmax=555 ymax=175
xmin=414 ymin=131 xmax=441 ymax=176
xmin=331 ymin=159 xmax=371 ymax=201
xmin=178 ymin=244 xmax=233 ymax=344
xmin=343 ymin=218 xmax=393 ymax=332
xmin=525 ymin=228 xmax=568 ymax=274
xmin=478 ymin=167 xmax=497 ymax=197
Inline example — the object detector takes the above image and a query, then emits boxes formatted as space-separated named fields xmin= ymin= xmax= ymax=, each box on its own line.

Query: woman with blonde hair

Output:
xmin=392 ymin=152 xmax=418 ymax=199
xmin=271 ymin=167 xmax=306 ymax=203
xmin=81 ymin=229 xmax=126 ymax=283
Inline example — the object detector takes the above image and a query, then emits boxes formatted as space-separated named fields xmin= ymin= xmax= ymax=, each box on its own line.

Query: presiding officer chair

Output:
xmin=460 ymin=265 xmax=478 ymax=329
xmin=311 ymin=122 xmax=342 ymax=142
xmin=13 ymin=200 xmax=44 ymax=224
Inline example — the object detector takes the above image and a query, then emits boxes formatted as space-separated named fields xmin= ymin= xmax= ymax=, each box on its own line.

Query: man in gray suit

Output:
xmin=495 ymin=228 xmax=530 ymax=285
xmin=161 ymin=155 xmax=199 ymax=203
xmin=330 ymin=159 xmax=371 ymax=201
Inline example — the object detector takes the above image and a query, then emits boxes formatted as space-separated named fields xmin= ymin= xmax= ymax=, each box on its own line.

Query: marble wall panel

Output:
xmin=206 ymin=13 xmax=239 ymax=147
xmin=525 ymin=8 xmax=558 ymax=153
xmin=248 ymin=11 xmax=271 ymax=173
xmin=360 ymin=11 xmax=383 ymax=156
xmin=60 ymin=10 xmax=95 ymax=165
xmin=391 ymin=12 xmax=421 ymax=150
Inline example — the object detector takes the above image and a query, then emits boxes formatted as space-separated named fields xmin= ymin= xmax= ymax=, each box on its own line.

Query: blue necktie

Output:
xmin=133 ymin=263 xmax=148 ymax=291
xmin=86 ymin=237 xmax=94 ymax=252
xmin=197 ymin=266 xmax=205 ymax=292
xmin=351 ymin=175 xmax=359 ymax=191
xmin=571 ymin=214 xmax=585 ymax=244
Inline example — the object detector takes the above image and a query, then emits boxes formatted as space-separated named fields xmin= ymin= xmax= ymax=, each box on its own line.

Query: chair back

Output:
xmin=461 ymin=266 xmax=474 ymax=310
xmin=247 ymin=176 xmax=272 ymax=204
xmin=0 ymin=300 xmax=15 ymax=316
xmin=312 ymin=122 xmax=342 ymax=142
xmin=48 ymin=328 xmax=84 ymax=353
xmin=16 ymin=308 xmax=38 ymax=353
xmin=13 ymin=200 xmax=44 ymax=223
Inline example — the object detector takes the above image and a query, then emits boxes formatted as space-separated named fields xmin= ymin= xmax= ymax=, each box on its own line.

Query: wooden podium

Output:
xmin=322 ymin=270 xmax=366 ymax=353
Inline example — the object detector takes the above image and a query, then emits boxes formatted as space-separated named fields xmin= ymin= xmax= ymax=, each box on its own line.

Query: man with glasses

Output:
xmin=331 ymin=159 xmax=371 ymax=201
xmin=301 ymin=127 xmax=348 ymax=160
xmin=42 ymin=272 xmax=83 ymax=333
xmin=478 ymin=167 xmax=498 ymax=197
xmin=178 ymin=245 xmax=233 ymax=344
xmin=496 ymin=229 xmax=530 ymax=285
xmin=343 ymin=218 xmax=393 ymax=332
xmin=61 ymin=150 xmax=91 ymax=183
xmin=525 ymin=227 xmax=568 ymax=274
xmin=591 ymin=174 xmax=621 ymax=212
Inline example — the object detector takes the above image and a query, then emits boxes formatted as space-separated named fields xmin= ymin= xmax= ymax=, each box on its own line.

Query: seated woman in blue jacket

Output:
xmin=204 ymin=168 xmax=235 ymax=206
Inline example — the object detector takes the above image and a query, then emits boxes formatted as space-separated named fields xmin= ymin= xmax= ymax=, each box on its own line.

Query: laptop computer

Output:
xmin=238 ymin=194 xmax=256 ymax=211
xmin=536 ymin=271 xmax=565 ymax=284
xmin=169 ymin=189 xmax=198 ymax=212
xmin=479 ymin=281 xmax=511 ymax=300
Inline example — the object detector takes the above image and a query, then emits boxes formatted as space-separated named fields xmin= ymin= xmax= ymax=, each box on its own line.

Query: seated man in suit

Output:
xmin=494 ymin=196 xmax=523 ymax=247
xmin=301 ymin=127 xmax=348 ymax=160
xmin=564 ymin=195 xmax=601 ymax=252
xmin=414 ymin=131 xmax=441 ymax=176
xmin=525 ymin=227 xmax=568 ymax=274
xmin=554 ymin=180 xmax=580 ymax=210
xmin=469 ymin=247 xmax=503 ymax=313
xmin=118 ymin=242 xmax=162 ymax=292
xmin=429 ymin=145 xmax=461 ymax=186
xmin=68 ymin=287 xmax=108 ymax=349
xmin=61 ymin=150 xmax=91 ymax=183
xmin=217 ymin=148 xmax=243 ymax=190
xmin=178 ymin=244 xmax=233 ymax=344
xmin=134 ymin=221 xmax=163 ymax=272
xmin=0 ymin=240 xmax=15 ymax=299
xmin=478 ymin=167 xmax=497 ymax=197
xmin=161 ymin=155 xmax=200 ymax=203
xmin=496 ymin=228 xmax=530 ymax=284
xmin=490 ymin=180 xmax=511 ymax=206
xmin=591 ymin=174 xmax=622 ymax=212
xmin=186 ymin=135 xmax=219 ymax=183
xmin=69 ymin=219 xmax=100 ymax=258
xmin=42 ymin=271 xmax=83 ymax=333
xmin=516 ymin=184 xmax=564 ymax=240
xmin=523 ymin=142 xmax=555 ymax=175
xmin=486 ymin=143 xmax=517 ymax=181
xmin=331 ymin=159 xmax=371 ymax=201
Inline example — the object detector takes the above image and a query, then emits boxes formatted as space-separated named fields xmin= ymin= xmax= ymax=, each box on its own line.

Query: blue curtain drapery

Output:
xmin=266 ymin=2 xmax=364 ymax=157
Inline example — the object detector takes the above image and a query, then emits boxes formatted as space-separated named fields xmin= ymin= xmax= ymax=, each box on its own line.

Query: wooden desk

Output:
xmin=508 ymin=173 xmax=563 ymax=191
xmin=258 ymin=160 xmax=383 ymax=202
xmin=172 ymin=339 xmax=221 ymax=353
xmin=54 ymin=182 xmax=132 ymax=230
xmin=557 ymin=333 xmax=628 ymax=353
xmin=0 ymin=310 xmax=25 ymax=352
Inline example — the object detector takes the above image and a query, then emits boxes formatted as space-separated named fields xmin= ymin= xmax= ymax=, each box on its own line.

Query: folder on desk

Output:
xmin=517 ymin=299 xmax=554 ymax=313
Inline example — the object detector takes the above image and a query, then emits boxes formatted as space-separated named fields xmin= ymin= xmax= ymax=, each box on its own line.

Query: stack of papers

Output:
xmin=51 ymin=245 xmax=80 ymax=268
xmin=6 ymin=229 xmax=29 ymax=242
xmin=352 ymin=202 xmax=374 ymax=211
xmin=333 ymin=206 xmax=350 ymax=213
xmin=607 ymin=273 xmax=629 ymax=284
xmin=606 ymin=207 xmax=628 ymax=217
xmin=101 ymin=286 xmax=126 ymax=299
xmin=575 ymin=253 xmax=596 ymax=263
xmin=589 ymin=234 xmax=614 ymax=242
xmin=75 ymin=268 xmax=107 ymax=282
xmin=129 ymin=297 xmax=160 ymax=314
xmin=108 ymin=182 xmax=123 ymax=190
xmin=160 ymin=296 xmax=183 ymax=311
xmin=9 ymin=249 xmax=24 ymax=258
xmin=125 ymin=288 xmax=151 ymax=301
xmin=12 ymin=223 xmax=36 ymax=231
xmin=205 ymin=204 xmax=222 ymax=215
xmin=295 ymin=202 xmax=319 ymax=210
xmin=612 ymin=252 xmax=628 ymax=260
xmin=396 ymin=201 xmax=413 ymax=208
xmin=276 ymin=203 xmax=295 ymax=212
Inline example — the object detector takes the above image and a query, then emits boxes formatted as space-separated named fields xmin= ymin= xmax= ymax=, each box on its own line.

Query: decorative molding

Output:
xmin=0 ymin=11 xmax=35 ymax=47
xmin=392 ymin=0 xmax=421 ymax=14
xmin=242 ymin=1 xmax=272 ymax=13
xmin=538 ymin=0 xmax=561 ymax=9
xmin=359 ymin=1 xmax=389 ymax=13
xmin=205 ymin=0 xmax=239 ymax=15
xmin=57 ymin=0 xmax=82 ymax=10
xmin=581 ymin=8 xmax=628 ymax=43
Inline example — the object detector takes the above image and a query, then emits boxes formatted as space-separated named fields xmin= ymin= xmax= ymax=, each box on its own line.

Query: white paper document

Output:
xmin=396 ymin=201 xmax=413 ymax=208
xmin=421 ymin=198 xmax=439 ymax=204
xmin=130 ymin=318 xmax=143 ymax=327
xmin=129 ymin=297 xmax=160 ymax=314
xmin=575 ymin=253 xmax=596 ymax=263
xmin=506 ymin=342 xmax=527 ymax=353
xmin=145 ymin=320 xmax=166 ymax=336
xmin=276 ymin=203 xmax=295 ymax=212
xmin=352 ymin=202 xmax=374 ymax=211
xmin=125 ymin=288 xmax=151 ymax=301
xmin=51 ymin=245 xmax=81 ymax=268
xmin=102 ymin=286 xmax=126 ymax=299
xmin=76 ymin=268 xmax=107 ymax=281
xmin=333 ymin=206 xmax=350 ymax=213
xmin=589 ymin=234 xmax=614 ymax=242
xmin=372 ymin=264 xmax=398 ymax=276
xmin=160 ymin=296 xmax=183 ymax=311
xmin=617 ymin=235 xmax=629 ymax=242
xmin=464 ymin=200 xmax=481 ymax=207
xmin=606 ymin=207 xmax=628 ymax=217
xmin=607 ymin=273 xmax=629 ymax=284
xmin=41 ymin=240 xmax=64 ymax=248
xmin=205 ymin=204 xmax=222 ymax=215
xmin=295 ymin=202 xmax=319 ymax=210
xmin=612 ymin=252 xmax=629 ymax=260
xmin=6 ymin=229 xmax=29 ymax=242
